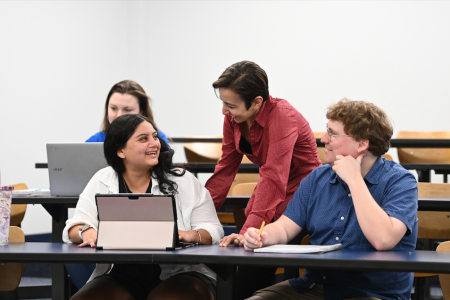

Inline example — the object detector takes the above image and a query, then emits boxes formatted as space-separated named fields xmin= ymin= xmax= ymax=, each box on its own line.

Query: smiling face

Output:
xmin=219 ymin=88 xmax=262 ymax=124
xmin=117 ymin=121 xmax=160 ymax=171
xmin=108 ymin=93 xmax=141 ymax=124
xmin=321 ymin=120 xmax=364 ymax=165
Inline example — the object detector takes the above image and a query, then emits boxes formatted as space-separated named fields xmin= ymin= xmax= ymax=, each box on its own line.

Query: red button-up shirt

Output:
xmin=205 ymin=96 xmax=322 ymax=234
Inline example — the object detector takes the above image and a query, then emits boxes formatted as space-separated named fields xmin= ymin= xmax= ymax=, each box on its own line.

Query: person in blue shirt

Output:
xmin=86 ymin=80 xmax=169 ymax=145
xmin=243 ymin=98 xmax=418 ymax=300
xmin=68 ymin=80 xmax=169 ymax=291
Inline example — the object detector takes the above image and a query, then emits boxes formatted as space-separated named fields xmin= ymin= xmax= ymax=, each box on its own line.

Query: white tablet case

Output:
xmin=95 ymin=194 xmax=179 ymax=250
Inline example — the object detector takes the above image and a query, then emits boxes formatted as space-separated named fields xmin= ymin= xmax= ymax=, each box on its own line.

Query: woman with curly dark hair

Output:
xmin=64 ymin=114 xmax=223 ymax=300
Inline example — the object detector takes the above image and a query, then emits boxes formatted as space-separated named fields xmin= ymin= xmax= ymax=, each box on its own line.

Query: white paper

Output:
xmin=254 ymin=243 xmax=342 ymax=254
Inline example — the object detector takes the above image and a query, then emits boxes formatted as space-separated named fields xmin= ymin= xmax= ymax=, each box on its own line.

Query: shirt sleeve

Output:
xmin=240 ymin=106 xmax=298 ymax=234
xmin=205 ymin=116 xmax=243 ymax=211
xmin=283 ymin=173 xmax=313 ymax=230
xmin=62 ymin=172 xmax=102 ymax=243
xmin=85 ymin=132 xmax=104 ymax=143
xmin=186 ymin=173 xmax=224 ymax=244
xmin=379 ymin=168 xmax=418 ymax=236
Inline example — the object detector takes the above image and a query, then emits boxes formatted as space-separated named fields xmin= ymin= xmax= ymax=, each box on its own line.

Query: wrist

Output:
xmin=194 ymin=229 xmax=202 ymax=245
xmin=78 ymin=224 xmax=92 ymax=242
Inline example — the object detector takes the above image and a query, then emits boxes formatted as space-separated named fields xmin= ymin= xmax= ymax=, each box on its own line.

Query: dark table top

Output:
xmin=172 ymin=138 xmax=450 ymax=148
xmin=1 ymin=243 xmax=450 ymax=274
xmin=35 ymin=162 xmax=450 ymax=172
xmin=12 ymin=195 xmax=450 ymax=211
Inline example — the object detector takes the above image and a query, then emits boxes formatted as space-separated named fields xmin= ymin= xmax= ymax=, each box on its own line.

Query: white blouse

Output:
xmin=63 ymin=166 xmax=224 ymax=281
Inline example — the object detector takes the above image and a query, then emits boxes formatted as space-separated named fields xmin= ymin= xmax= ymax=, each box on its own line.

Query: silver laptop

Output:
xmin=47 ymin=143 xmax=108 ymax=196
xmin=95 ymin=194 xmax=193 ymax=250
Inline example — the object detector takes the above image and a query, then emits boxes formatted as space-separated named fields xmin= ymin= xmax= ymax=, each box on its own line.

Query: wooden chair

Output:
xmin=314 ymin=132 xmax=326 ymax=164
xmin=229 ymin=182 xmax=257 ymax=232
xmin=9 ymin=183 xmax=28 ymax=226
xmin=0 ymin=226 xmax=25 ymax=297
xmin=382 ymin=153 xmax=393 ymax=161
xmin=437 ymin=241 xmax=450 ymax=299
xmin=396 ymin=131 xmax=450 ymax=182
xmin=218 ymin=156 xmax=260 ymax=226
xmin=227 ymin=156 xmax=260 ymax=195
xmin=413 ymin=182 xmax=450 ymax=300
xmin=183 ymin=136 xmax=223 ymax=163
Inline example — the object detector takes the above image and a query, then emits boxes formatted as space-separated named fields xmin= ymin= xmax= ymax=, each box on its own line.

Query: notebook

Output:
xmin=254 ymin=244 xmax=342 ymax=254
xmin=95 ymin=194 xmax=193 ymax=250
xmin=47 ymin=143 xmax=108 ymax=196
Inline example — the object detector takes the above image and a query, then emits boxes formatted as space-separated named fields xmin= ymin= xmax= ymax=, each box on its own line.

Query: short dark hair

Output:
xmin=213 ymin=60 xmax=269 ymax=109
xmin=104 ymin=114 xmax=186 ymax=194
xmin=101 ymin=80 xmax=157 ymax=132
xmin=326 ymin=98 xmax=393 ymax=156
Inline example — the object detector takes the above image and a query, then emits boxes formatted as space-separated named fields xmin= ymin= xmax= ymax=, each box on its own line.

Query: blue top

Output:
xmin=284 ymin=157 xmax=418 ymax=300
xmin=86 ymin=130 xmax=169 ymax=146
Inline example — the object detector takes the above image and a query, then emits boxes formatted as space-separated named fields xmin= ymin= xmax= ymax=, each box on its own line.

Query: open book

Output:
xmin=254 ymin=243 xmax=342 ymax=254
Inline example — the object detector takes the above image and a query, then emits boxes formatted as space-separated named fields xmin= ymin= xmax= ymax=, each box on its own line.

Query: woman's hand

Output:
xmin=178 ymin=230 xmax=200 ymax=244
xmin=219 ymin=233 xmax=245 ymax=247
xmin=79 ymin=228 xmax=97 ymax=248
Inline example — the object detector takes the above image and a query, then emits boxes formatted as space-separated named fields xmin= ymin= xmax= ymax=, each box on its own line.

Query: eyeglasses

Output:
xmin=326 ymin=127 xmax=351 ymax=140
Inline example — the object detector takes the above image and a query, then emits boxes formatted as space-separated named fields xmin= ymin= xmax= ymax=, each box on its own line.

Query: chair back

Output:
xmin=417 ymin=183 xmax=450 ymax=239
xmin=228 ymin=156 xmax=260 ymax=195
xmin=183 ymin=136 xmax=223 ymax=163
xmin=230 ymin=183 xmax=257 ymax=196
xmin=0 ymin=226 xmax=25 ymax=291
xmin=9 ymin=183 xmax=28 ymax=226
xmin=382 ymin=153 xmax=393 ymax=161
xmin=230 ymin=182 xmax=258 ymax=231
xmin=437 ymin=241 xmax=450 ymax=299
xmin=396 ymin=131 xmax=450 ymax=164
xmin=314 ymin=132 xmax=326 ymax=164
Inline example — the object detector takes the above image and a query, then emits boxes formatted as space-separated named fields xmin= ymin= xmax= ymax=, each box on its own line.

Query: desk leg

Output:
xmin=52 ymin=263 xmax=68 ymax=300
xmin=214 ymin=265 xmax=236 ymax=300
xmin=51 ymin=205 xmax=69 ymax=300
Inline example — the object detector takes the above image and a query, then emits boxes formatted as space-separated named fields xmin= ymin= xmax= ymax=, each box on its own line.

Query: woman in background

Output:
xmin=86 ymin=80 xmax=169 ymax=145
xmin=65 ymin=114 xmax=222 ymax=300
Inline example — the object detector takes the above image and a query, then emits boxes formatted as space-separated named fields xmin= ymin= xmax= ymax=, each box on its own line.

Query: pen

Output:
xmin=255 ymin=221 xmax=265 ymax=245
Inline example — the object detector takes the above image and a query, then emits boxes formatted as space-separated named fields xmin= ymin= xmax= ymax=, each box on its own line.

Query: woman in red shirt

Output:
xmin=205 ymin=60 xmax=322 ymax=299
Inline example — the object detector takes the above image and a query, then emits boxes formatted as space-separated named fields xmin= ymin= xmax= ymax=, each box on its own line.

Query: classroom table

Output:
xmin=12 ymin=195 xmax=450 ymax=242
xmin=36 ymin=162 xmax=450 ymax=181
xmin=2 ymin=243 xmax=450 ymax=300
xmin=171 ymin=137 xmax=450 ymax=148
xmin=11 ymin=193 xmax=450 ymax=299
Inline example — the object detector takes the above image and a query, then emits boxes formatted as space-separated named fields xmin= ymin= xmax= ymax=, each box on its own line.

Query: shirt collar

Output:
xmin=329 ymin=156 xmax=384 ymax=185
xmin=252 ymin=95 xmax=272 ymax=128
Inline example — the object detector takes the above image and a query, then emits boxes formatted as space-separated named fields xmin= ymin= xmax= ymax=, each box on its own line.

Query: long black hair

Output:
xmin=104 ymin=114 xmax=187 ymax=194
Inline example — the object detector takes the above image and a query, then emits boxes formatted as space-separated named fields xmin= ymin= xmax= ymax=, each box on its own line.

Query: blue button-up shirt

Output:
xmin=284 ymin=157 xmax=418 ymax=300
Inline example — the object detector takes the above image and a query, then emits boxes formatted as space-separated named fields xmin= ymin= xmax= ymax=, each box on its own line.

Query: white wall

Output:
xmin=0 ymin=1 xmax=449 ymax=235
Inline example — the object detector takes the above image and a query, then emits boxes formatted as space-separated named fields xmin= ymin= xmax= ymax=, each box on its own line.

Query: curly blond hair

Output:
xmin=326 ymin=98 xmax=393 ymax=156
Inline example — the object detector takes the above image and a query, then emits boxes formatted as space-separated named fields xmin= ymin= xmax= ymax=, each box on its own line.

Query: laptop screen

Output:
xmin=47 ymin=143 xmax=108 ymax=196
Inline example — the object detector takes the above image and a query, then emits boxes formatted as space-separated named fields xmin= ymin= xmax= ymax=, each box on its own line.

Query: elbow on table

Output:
xmin=371 ymin=239 xmax=398 ymax=251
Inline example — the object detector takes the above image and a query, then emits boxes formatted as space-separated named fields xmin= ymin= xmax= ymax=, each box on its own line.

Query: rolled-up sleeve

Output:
xmin=62 ymin=174 xmax=101 ymax=243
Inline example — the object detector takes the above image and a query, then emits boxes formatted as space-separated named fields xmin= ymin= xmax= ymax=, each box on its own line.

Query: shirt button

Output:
xmin=348 ymin=193 xmax=352 ymax=197
xmin=341 ymin=216 xmax=344 ymax=220
xmin=323 ymin=276 xmax=326 ymax=280
xmin=336 ymin=237 xmax=339 ymax=241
